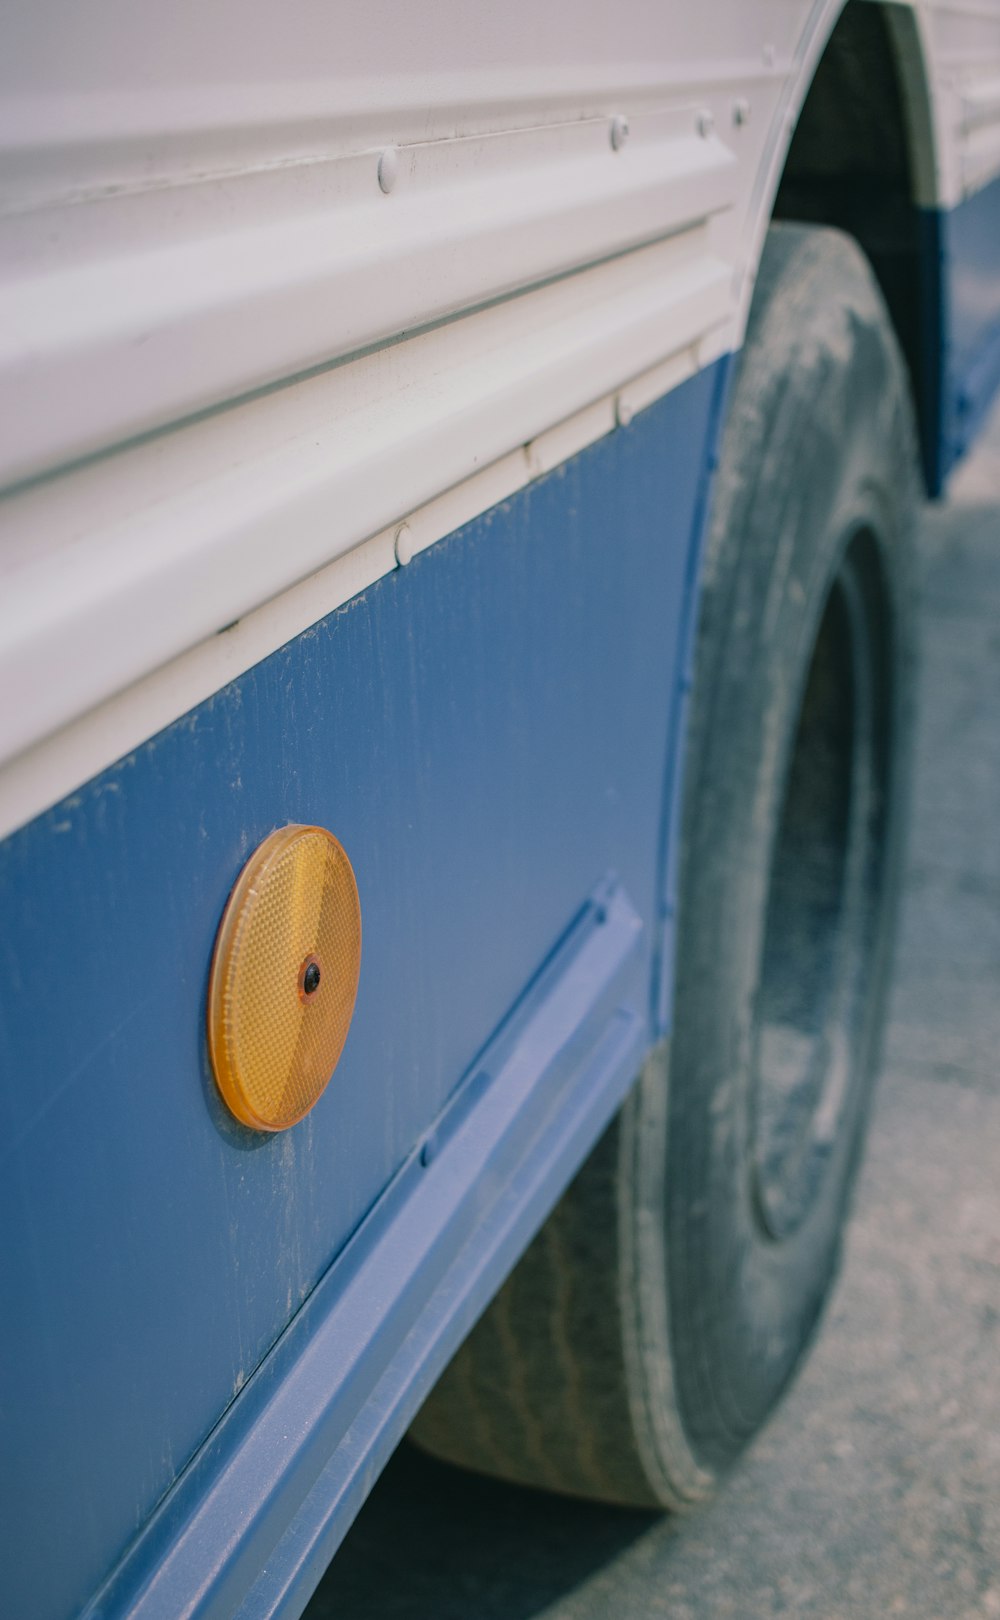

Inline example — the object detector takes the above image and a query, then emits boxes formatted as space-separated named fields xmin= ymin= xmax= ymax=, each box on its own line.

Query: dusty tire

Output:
xmin=410 ymin=224 xmax=919 ymax=1506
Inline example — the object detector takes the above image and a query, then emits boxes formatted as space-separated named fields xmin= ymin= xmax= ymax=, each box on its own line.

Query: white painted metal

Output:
xmin=0 ymin=232 xmax=732 ymax=774
xmin=0 ymin=372 xmax=664 ymax=845
xmin=0 ymin=112 xmax=737 ymax=489
xmin=0 ymin=0 xmax=997 ymax=834
xmin=893 ymin=1 xmax=1000 ymax=205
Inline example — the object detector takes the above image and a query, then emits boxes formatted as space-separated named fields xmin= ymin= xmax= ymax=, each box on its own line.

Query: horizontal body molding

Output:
xmin=0 ymin=231 xmax=731 ymax=796
xmin=0 ymin=0 xmax=857 ymax=820
xmin=0 ymin=366 xmax=727 ymax=1620
xmin=0 ymin=8 xmax=787 ymax=500
xmin=0 ymin=111 xmax=735 ymax=490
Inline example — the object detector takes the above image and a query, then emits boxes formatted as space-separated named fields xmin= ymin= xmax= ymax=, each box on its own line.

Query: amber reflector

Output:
xmin=208 ymin=824 xmax=361 ymax=1131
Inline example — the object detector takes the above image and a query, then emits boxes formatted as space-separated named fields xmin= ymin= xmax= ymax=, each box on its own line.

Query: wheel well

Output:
xmin=773 ymin=1 xmax=941 ymax=490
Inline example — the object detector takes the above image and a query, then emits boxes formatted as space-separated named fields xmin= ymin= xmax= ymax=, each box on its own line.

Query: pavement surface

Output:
xmin=307 ymin=406 xmax=1000 ymax=1620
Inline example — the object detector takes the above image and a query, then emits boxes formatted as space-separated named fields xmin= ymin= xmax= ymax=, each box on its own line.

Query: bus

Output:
xmin=2 ymin=3 xmax=998 ymax=1616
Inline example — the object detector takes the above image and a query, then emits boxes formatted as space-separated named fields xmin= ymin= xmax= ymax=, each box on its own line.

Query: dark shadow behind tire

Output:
xmin=409 ymin=224 xmax=920 ymax=1507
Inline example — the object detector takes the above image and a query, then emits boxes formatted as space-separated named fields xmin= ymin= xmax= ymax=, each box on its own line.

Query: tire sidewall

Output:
xmin=646 ymin=227 xmax=918 ymax=1475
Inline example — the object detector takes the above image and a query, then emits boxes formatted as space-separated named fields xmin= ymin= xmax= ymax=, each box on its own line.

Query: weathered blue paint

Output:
xmin=925 ymin=171 xmax=1000 ymax=488
xmin=0 ymin=358 xmax=728 ymax=1620
xmin=82 ymin=880 xmax=646 ymax=1620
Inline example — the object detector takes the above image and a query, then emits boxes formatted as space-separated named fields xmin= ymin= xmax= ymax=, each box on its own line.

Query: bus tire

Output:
xmin=409 ymin=222 xmax=919 ymax=1507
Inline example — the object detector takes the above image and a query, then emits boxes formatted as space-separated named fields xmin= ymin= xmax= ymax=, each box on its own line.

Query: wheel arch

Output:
xmin=753 ymin=1 xmax=942 ymax=490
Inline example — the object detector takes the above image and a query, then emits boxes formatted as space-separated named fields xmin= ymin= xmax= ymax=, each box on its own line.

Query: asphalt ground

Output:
xmin=307 ymin=404 xmax=1000 ymax=1620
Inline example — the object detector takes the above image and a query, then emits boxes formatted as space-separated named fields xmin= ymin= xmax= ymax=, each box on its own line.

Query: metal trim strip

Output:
xmin=0 ymin=111 xmax=735 ymax=490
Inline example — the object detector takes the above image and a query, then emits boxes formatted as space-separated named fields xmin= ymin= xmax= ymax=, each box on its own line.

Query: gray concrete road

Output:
xmin=307 ymin=408 xmax=1000 ymax=1620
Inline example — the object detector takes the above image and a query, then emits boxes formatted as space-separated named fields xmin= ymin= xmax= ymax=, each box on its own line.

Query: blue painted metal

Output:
xmin=0 ymin=359 xmax=727 ymax=1620
xmin=925 ymin=172 xmax=1000 ymax=488
xmin=81 ymin=881 xmax=645 ymax=1620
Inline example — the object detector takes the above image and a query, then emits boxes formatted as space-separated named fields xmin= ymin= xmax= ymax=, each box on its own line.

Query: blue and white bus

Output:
xmin=2 ymin=3 xmax=999 ymax=1616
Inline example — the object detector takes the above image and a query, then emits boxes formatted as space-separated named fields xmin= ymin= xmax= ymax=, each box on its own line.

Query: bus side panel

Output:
xmin=0 ymin=362 xmax=726 ymax=1620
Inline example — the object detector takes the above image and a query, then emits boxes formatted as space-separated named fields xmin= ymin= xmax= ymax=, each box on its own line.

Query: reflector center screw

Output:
xmin=303 ymin=960 xmax=321 ymax=996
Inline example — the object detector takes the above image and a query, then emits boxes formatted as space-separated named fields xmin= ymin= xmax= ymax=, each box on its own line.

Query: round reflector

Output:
xmin=208 ymin=824 xmax=361 ymax=1131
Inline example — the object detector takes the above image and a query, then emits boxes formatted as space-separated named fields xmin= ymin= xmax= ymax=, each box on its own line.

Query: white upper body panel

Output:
xmin=0 ymin=0 xmax=999 ymax=836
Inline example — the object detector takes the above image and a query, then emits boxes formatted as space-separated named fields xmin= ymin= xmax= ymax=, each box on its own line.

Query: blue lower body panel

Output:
xmin=0 ymin=360 xmax=727 ymax=1620
xmin=926 ymin=171 xmax=1000 ymax=485
xmin=90 ymin=880 xmax=647 ymax=1620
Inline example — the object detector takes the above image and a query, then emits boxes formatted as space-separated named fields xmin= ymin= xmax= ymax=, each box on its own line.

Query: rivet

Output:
xmin=610 ymin=115 xmax=630 ymax=152
xmin=394 ymin=522 xmax=414 ymax=566
xmin=696 ymin=108 xmax=714 ymax=139
xmin=733 ymin=98 xmax=751 ymax=127
xmin=616 ymin=396 xmax=634 ymax=429
xmin=377 ymin=146 xmax=398 ymax=194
